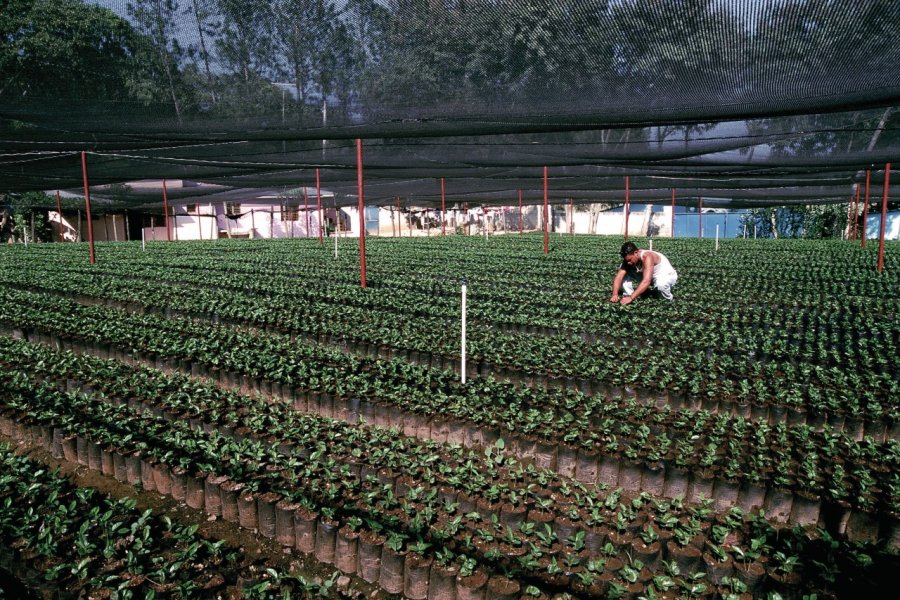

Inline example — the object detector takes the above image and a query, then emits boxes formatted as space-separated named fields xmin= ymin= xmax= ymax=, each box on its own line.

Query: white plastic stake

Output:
xmin=141 ymin=229 xmax=145 ymax=251
xmin=649 ymin=238 xmax=653 ymax=251
xmin=715 ymin=225 xmax=719 ymax=251
xmin=754 ymin=224 xmax=757 ymax=239
xmin=461 ymin=281 xmax=467 ymax=385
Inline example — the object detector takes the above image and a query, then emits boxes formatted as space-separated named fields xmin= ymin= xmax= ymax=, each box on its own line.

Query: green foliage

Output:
xmin=1 ymin=191 xmax=56 ymax=243
xmin=739 ymin=205 xmax=849 ymax=239
xmin=0 ymin=0 xmax=146 ymax=101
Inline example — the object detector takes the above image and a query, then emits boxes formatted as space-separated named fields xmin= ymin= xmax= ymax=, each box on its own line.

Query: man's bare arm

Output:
xmin=620 ymin=255 xmax=654 ymax=304
xmin=610 ymin=268 xmax=627 ymax=302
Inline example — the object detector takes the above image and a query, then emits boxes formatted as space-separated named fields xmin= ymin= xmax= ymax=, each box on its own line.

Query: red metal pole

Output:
xmin=80 ymin=152 xmax=96 ymax=264
xmin=441 ymin=178 xmax=446 ymax=236
xmin=862 ymin=169 xmax=871 ymax=248
xmin=852 ymin=184 xmax=861 ymax=240
xmin=162 ymin=179 xmax=171 ymax=241
xmin=698 ymin=195 xmax=703 ymax=238
xmin=518 ymin=190 xmax=523 ymax=234
xmin=543 ymin=166 xmax=549 ymax=254
xmin=316 ymin=168 xmax=323 ymax=245
xmin=624 ymin=175 xmax=630 ymax=241
xmin=396 ymin=197 xmax=401 ymax=237
xmin=356 ymin=138 xmax=367 ymax=288
xmin=877 ymin=163 xmax=891 ymax=273
xmin=55 ymin=190 xmax=63 ymax=242
xmin=671 ymin=189 xmax=676 ymax=238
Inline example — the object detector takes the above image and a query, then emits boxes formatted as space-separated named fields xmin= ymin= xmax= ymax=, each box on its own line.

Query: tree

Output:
xmin=746 ymin=0 xmax=900 ymax=157
xmin=611 ymin=0 xmax=745 ymax=97
xmin=215 ymin=0 xmax=276 ymax=82
xmin=0 ymin=192 xmax=56 ymax=243
xmin=341 ymin=0 xmax=391 ymax=119
xmin=732 ymin=1 xmax=900 ymax=237
xmin=200 ymin=0 xmax=290 ymax=120
xmin=343 ymin=0 xmax=390 ymax=70
xmin=270 ymin=0 xmax=342 ymax=126
xmin=0 ymin=0 xmax=142 ymax=102
xmin=185 ymin=0 xmax=219 ymax=103
xmin=273 ymin=0 xmax=315 ymax=112
xmin=318 ymin=20 xmax=363 ymax=122
xmin=127 ymin=0 xmax=190 ymax=120
xmin=612 ymin=0 xmax=743 ymax=147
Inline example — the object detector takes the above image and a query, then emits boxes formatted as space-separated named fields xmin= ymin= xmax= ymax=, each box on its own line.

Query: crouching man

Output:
xmin=610 ymin=242 xmax=678 ymax=305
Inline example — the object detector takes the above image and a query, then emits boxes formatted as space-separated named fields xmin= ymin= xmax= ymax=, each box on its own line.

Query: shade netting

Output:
xmin=2 ymin=0 xmax=898 ymax=208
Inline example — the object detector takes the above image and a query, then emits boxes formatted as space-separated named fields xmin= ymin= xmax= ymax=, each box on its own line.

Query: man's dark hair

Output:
xmin=620 ymin=242 xmax=639 ymax=257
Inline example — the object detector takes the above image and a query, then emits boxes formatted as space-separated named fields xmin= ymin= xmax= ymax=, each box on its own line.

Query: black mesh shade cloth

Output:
xmin=2 ymin=0 xmax=898 ymax=207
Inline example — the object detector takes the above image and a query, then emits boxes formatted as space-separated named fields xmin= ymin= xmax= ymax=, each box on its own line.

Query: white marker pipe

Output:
xmin=141 ymin=228 xmax=145 ymax=251
xmin=649 ymin=238 xmax=653 ymax=251
xmin=461 ymin=281 xmax=467 ymax=385
xmin=716 ymin=225 xmax=719 ymax=251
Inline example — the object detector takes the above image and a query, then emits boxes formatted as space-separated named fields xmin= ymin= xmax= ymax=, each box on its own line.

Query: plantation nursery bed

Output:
xmin=0 ymin=235 xmax=897 ymax=599
xmin=0 ymin=441 xmax=356 ymax=599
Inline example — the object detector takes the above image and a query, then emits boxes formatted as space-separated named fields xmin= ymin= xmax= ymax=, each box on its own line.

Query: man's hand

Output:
xmin=620 ymin=295 xmax=634 ymax=306
xmin=610 ymin=294 xmax=620 ymax=303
